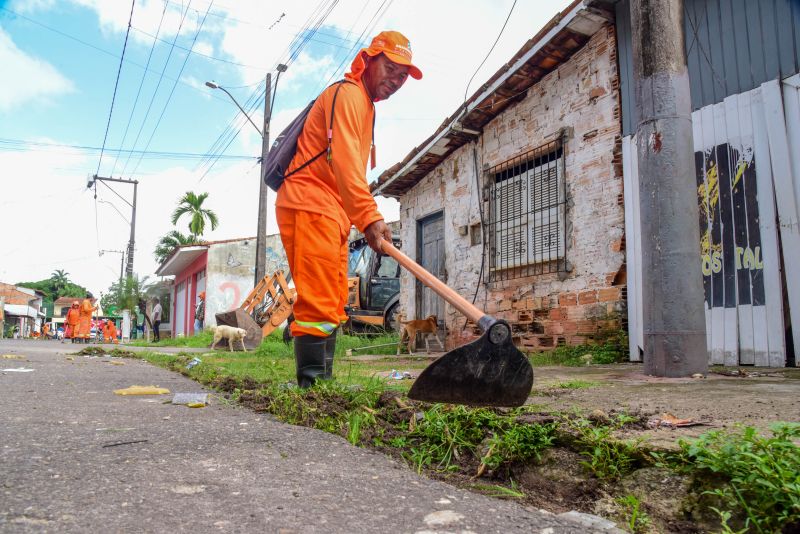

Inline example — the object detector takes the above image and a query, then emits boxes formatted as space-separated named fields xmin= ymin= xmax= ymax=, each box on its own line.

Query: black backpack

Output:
xmin=263 ymin=80 xmax=374 ymax=192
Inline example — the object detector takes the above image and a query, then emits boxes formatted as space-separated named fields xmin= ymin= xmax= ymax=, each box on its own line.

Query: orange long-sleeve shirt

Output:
xmin=276 ymin=76 xmax=383 ymax=234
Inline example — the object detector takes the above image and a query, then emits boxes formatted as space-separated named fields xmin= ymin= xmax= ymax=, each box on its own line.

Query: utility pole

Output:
xmin=100 ymin=249 xmax=126 ymax=285
xmin=254 ymin=73 xmax=272 ymax=285
xmin=206 ymin=64 xmax=287 ymax=286
xmin=630 ymin=0 xmax=707 ymax=376
xmin=88 ymin=176 xmax=138 ymax=277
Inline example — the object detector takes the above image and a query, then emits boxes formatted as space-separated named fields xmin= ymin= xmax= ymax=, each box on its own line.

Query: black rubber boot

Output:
xmin=293 ymin=335 xmax=327 ymax=388
xmin=324 ymin=330 xmax=337 ymax=380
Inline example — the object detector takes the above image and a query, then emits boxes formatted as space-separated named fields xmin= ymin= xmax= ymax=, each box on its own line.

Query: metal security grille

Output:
xmin=488 ymin=139 xmax=567 ymax=282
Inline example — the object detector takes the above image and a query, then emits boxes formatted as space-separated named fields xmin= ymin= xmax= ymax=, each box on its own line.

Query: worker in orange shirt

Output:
xmin=65 ymin=301 xmax=80 ymax=343
xmin=76 ymin=295 xmax=97 ymax=343
xmin=103 ymin=319 xmax=119 ymax=344
xmin=276 ymin=31 xmax=421 ymax=388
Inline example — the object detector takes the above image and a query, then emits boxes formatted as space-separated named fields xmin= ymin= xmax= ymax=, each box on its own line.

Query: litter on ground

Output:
xmin=186 ymin=357 xmax=202 ymax=369
xmin=2 ymin=354 xmax=25 ymax=360
xmin=2 ymin=368 xmax=34 ymax=373
xmin=647 ymin=412 xmax=706 ymax=429
xmin=172 ymin=393 xmax=209 ymax=406
xmin=387 ymin=369 xmax=414 ymax=380
xmin=113 ymin=385 xmax=170 ymax=395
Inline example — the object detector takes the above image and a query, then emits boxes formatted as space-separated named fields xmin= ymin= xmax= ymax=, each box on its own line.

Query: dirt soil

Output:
xmin=528 ymin=363 xmax=800 ymax=449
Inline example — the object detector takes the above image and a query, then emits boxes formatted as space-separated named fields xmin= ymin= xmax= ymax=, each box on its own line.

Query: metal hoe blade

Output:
xmin=407 ymin=320 xmax=533 ymax=407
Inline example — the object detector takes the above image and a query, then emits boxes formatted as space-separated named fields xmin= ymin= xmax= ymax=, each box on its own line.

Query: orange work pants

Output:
xmin=277 ymin=207 xmax=349 ymax=338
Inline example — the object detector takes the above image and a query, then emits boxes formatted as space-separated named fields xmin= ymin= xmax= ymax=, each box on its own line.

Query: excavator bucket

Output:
xmin=214 ymin=309 xmax=263 ymax=350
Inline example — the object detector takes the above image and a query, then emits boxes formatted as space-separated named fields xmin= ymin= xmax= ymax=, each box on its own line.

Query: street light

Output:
xmin=205 ymin=81 xmax=263 ymax=139
xmin=205 ymin=67 xmax=287 ymax=285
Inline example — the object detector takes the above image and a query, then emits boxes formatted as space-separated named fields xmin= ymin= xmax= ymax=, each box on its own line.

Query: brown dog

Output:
xmin=397 ymin=315 xmax=443 ymax=355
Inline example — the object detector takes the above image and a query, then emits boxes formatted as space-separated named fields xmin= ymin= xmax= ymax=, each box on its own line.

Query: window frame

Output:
xmin=487 ymin=139 xmax=568 ymax=281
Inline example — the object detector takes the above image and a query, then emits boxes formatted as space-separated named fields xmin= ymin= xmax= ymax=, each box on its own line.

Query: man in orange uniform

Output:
xmin=276 ymin=31 xmax=421 ymax=388
xmin=76 ymin=295 xmax=97 ymax=343
xmin=65 ymin=301 xmax=80 ymax=343
xmin=103 ymin=319 xmax=118 ymax=344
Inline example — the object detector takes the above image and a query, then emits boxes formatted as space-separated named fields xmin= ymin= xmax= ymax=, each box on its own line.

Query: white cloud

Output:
xmin=0 ymin=28 xmax=74 ymax=112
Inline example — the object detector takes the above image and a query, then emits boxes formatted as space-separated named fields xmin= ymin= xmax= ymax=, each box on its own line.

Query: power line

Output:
xmin=95 ymin=0 xmax=136 ymax=176
xmin=110 ymin=2 xmax=169 ymax=178
xmin=0 ymin=138 xmax=256 ymax=161
xmin=127 ymin=0 xmax=214 ymax=179
xmin=118 ymin=1 xmax=192 ymax=178
xmin=463 ymin=0 xmax=517 ymax=102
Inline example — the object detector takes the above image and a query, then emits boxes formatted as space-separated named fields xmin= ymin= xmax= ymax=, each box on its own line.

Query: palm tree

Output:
xmin=50 ymin=269 xmax=70 ymax=295
xmin=171 ymin=192 xmax=219 ymax=239
xmin=154 ymin=230 xmax=196 ymax=265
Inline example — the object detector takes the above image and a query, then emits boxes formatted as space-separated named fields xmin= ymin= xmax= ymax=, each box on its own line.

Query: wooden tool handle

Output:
xmin=380 ymin=239 xmax=484 ymax=325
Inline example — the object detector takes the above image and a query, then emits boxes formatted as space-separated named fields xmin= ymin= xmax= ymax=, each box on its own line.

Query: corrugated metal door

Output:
xmin=417 ymin=213 xmax=445 ymax=321
xmin=692 ymin=83 xmax=786 ymax=366
xmin=624 ymin=79 xmax=798 ymax=367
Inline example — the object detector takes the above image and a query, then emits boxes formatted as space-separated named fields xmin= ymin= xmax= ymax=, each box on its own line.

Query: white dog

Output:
xmin=210 ymin=325 xmax=248 ymax=352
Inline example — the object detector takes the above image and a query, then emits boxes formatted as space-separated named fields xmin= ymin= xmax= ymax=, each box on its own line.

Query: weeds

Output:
xmin=527 ymin=331 xmax=628 ymax=367
xmin=566 ymin=416 xmax=642 ymax=480
xmin=481 ymin=423 xmax=556 ymax=470
xmin=615 ymin=494 xmax=651 ymax=533
xmin=468 ymin=480 xmax=526 ymax=499
xmin=554 ymin=380 xmax=599 ymax=389
xmin=674 ymin=423 xmax=800 ymax=533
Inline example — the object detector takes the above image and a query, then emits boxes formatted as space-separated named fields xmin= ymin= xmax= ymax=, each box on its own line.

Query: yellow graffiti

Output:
xmin=698 ymin=159 xmax=720 ymax=257
xmin=701 ymin=246 xmax=763 ymax=276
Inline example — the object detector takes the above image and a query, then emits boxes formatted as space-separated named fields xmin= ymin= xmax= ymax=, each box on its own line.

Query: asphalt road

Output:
xmin=1 ymin=339 xmax=615 ymax=533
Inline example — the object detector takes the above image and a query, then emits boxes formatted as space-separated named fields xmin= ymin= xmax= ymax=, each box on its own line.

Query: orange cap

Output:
xmin=363 ymin=31 xmax=422 ymax=80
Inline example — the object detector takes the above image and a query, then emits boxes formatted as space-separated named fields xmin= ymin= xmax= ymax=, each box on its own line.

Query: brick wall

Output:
xmin=397 ymin=25 xmax=626 ymax=351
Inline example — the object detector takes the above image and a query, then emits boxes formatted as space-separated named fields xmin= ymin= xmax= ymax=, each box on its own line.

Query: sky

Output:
xmin=0 ymin=0 xmax=572 ymax=298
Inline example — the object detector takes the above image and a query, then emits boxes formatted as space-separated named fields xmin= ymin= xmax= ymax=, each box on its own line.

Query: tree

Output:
xmin=171 ymin=192 xmax=219 ymax=239
xmin=154 ymin=230 xmax=196 ymax=265
xmin=50 ymin=269 xmax=70 ymax=294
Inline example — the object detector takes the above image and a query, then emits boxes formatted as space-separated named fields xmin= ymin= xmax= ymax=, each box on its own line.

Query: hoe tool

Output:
xmin=380 ymin=239 xmax=533 ymax=407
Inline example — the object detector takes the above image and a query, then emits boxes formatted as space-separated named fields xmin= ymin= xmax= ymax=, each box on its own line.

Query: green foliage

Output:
xmin=129 ymin=329 xmax=215 ymax=348
xmin=405 ymin=405 xmax=555 ymax=474
xmin=154 ymin=230 xmax=197 ymax=265
xmin=527 ymin=331 xmax=628 ymax=367
xmin=615 ymin=494 xmax=651 ymax=533
xmin=481 ymin=422 xmax=556 ymax=470
xmin=16 ymin=270 xmax=89 ymax=308
xmin=554 ymin=380 xmax=599 ymax=389
xmin=468 ymin=480 xmax=526 ymax=499
xmin=171 ymin=191 xmax=219 ymax=239
xmin=100 ymin=274 xmax=154 ymax=318
xmin=567 ymin=416 xmax=642 ymax=480
xmin=675 ymin=423 xmax=800 ymax=533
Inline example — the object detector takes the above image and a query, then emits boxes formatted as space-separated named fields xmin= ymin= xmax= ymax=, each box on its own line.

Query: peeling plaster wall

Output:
xmin=204 ymin=235 xmax=288 ymax=326
xmin=398 ymin=25 xmax=626 ymax=350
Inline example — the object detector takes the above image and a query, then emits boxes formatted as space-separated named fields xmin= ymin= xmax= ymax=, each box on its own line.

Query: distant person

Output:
xmin=194 ymin=291 xmax=205 ymax=333
xmin=76 ymin=295 xmax=97 ymax=344
xmin=65 ymin=301 xmax=80 ymax=343
xmin=103 ymin=319 xmax=118 ymax=344
xmin=41 ymin=322 xmax=50 ymax=340
xmin=152 ymin=298 xmax=163 ymax=342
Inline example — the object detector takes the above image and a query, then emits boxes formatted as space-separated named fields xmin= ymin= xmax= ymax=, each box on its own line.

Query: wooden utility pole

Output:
xmin=630 ymin=0 xmax=708 ymax=376
xmin=254 ymin=73 xmax=272 ymax=285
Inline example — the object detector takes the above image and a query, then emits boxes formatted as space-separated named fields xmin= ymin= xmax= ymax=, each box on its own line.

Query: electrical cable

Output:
xmin=95 ymin=0 xmax=136 ymax=176
xmin=110 ymin=2 xmax=169 ymax=178
xmin=463 ymin=0 xmax=517 ymax=102
xmin=118 ymin=1 xmax=192 ymax=178
xmin=128 ymin=1 xmax=214 ymax=179
xmin=0 ymin=138 xmax=255 ymax=161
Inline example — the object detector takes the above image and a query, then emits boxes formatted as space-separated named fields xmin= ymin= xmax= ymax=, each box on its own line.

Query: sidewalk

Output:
xmin=0 ymin=339 xmax=608 ymax=533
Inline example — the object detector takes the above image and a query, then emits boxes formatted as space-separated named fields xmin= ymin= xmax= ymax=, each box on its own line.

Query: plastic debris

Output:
xmin=186 ymin=357 xmax=202 ymax=369
xmin=388 ymin=369 xmax=413 ymax=380
xmin=113 ymin=385 xmax=170 ymax=396
xmin=1 ymin=354 xmax=25 ymax=360
xmin=108 ymin=361 xmax=125 ymax=366
xmin=172 ymin=393 xmax=209 ymax=406
xmin=2 ymin=368 xmax=34 ymax=372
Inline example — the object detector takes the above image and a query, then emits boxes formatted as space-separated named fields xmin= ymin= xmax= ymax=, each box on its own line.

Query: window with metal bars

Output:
xmin=487 ymin=139 xmax=567 ymax=281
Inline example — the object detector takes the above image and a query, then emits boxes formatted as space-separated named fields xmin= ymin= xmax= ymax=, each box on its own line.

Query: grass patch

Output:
xmin=666 ymin=422 xmax=800 ymax=533
xmin=128 ymin=330 xmax=215 ymax=348
xmin=527 ymin=331 xmax=628 ymax=367
xmin=554 ymin=380 xmax=599 ymax=389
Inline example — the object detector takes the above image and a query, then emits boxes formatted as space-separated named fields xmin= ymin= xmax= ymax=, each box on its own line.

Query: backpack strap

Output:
xmin=285 ymin=80 xmax=373 ymax=178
